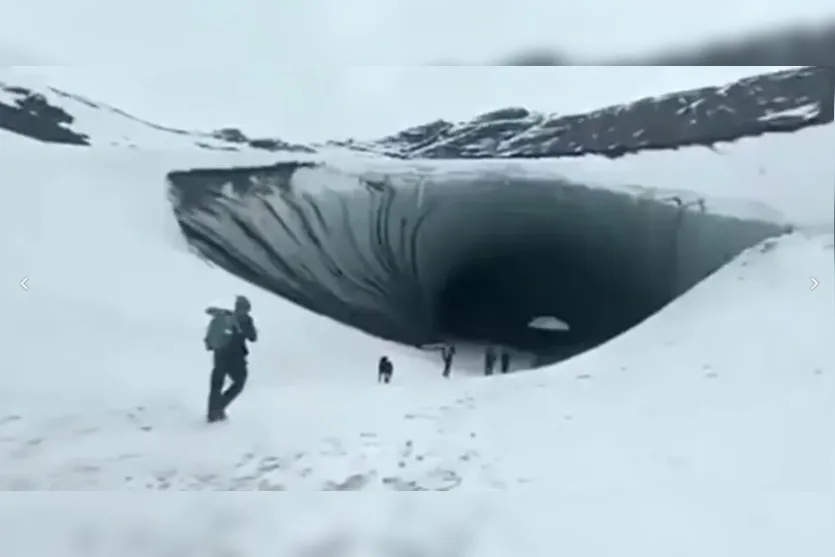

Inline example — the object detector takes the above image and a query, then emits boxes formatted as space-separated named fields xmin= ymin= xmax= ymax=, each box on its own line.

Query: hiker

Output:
xmin=441 ymin=343 xmax=456 ymax=378
xmin=378 ymin=356 xmax=393 ymax=384
xmin=484 ymin=346 xmax=497 ymax=376
xmin=500 ymin=349 xmax=511 ymax=374
xmin=204 ymin=295 xmax=257 ymax=423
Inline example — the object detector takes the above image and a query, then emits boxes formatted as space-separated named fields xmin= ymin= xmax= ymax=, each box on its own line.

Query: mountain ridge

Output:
xmin=2 ymin=67 xmax=833 ymax=162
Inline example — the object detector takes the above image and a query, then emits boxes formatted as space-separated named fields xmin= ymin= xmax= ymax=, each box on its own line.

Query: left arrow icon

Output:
xmin=19 ymin=277 xmax=28 ymax=291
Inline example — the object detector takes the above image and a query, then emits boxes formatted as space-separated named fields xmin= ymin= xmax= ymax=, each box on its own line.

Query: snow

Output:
xmin=0 ymin=70 xmax=279 ymax=154
xmin=5 ymin=66 xmax=830 ymax=227
xmin=528 ymin=316 xmax=570 ymax=331
xmin=760 ymin=102 xmax=822 ymax=122
xmin=10 ymin=66 xmax=811 ymax=140
xmin=1 ymin=67 xmax=834 ymax=555
xmin=543 ymin=120 xmax=834 ymax=225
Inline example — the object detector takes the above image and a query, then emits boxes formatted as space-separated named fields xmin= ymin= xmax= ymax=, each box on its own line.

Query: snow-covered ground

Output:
xmin=1 ymin=67 xmax=834 ymax=555
xmin=3 ymin=161 xmax=832 ymax=492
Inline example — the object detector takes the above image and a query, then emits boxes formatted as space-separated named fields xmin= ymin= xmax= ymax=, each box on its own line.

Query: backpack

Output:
xmin=204 ymin=308 xmax=236 ymax=351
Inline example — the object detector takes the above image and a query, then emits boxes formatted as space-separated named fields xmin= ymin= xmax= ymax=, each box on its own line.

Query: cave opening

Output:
xmin=432 ymin=237 xmax=664 ymax=366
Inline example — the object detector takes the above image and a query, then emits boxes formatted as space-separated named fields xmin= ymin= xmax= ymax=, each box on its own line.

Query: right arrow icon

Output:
xmin=810 ymin=276 xmax=819 ymax=291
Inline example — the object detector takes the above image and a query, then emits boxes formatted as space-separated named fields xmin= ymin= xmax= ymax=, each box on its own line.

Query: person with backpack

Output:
xmin=204 ymin=295 xmax=257 ymax=423
xmin=378 ymin=356 xmax=393 ymax=384
xmin=484 ymin=346 xmax=497 ymax=376
xmin=441 ymin=343 xmax=456 ymax=378
xmin=500 ymin=349 xmax=511 ymax=374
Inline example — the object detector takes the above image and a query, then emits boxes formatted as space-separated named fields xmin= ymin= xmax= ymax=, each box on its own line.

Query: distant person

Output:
xmin=204 ymin=295 xmax=257 ymax=423
xmin=441 ymin=343 xmax=456 ymax=378
xmin=484 ymin=346 xmax=497 ymax=376
xmin=378 ymin=356 xmax=393 ymax=384
xmin=500 ymin=350 xmax=511 ymax=374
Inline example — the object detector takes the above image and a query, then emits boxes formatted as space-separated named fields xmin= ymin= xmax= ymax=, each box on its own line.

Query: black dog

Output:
xmin=378 ymin=356 xmax=393 ymax=383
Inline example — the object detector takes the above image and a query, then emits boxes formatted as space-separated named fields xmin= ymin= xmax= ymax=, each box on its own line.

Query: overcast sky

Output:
xmin=2 ymin=0 xmax=834 ymax=65
xmin=0 ymin=0 xmax=831 ymax=140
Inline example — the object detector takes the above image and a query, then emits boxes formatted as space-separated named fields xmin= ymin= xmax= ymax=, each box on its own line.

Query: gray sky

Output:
xmin=2 ymin=0 xmax=833 ymax=65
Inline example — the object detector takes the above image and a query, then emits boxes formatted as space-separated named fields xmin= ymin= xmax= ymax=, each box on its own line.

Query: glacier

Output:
xmin=0 ymin=62 xmax=834 ymax=555
xmin=2 ymin=66 xmax=832 ymax=365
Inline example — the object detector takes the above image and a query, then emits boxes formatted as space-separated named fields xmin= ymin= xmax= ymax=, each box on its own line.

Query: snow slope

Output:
xmin=5 ymin=227 xmax=832 ymax=491
xmin=4 ymin=66 xmax=832 ymax=353
xmin=0 ymin=67 xmax=833 ymax=555
xmin=2 ymin=159 xmax=833 ymax=551
xmin=6 ymin=65 xmax=830 ymax=146
xmin=0 ymin=140 xmax=440 ymax=398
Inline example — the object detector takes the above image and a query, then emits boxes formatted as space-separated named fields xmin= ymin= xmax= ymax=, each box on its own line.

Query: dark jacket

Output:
xmin=378 ymin=357 xmax=393 ymax=375
xmin=221 ymin=314 xmax=257 ymax=359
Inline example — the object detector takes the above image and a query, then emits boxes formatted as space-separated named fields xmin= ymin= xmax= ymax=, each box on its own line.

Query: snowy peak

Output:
xmin=1 ymin=67 xmax=833 ymax=160
xmin=0 ymin=73 xmax=314 ymax=153
xmin=369 ymin=68 xmax=834 ymax=159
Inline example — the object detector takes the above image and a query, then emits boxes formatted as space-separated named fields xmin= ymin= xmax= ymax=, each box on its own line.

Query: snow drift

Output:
xmin=0 ymin=70 xmax=833 ymax=557
xmin=1 ymin=66 xmax=833 ymax=366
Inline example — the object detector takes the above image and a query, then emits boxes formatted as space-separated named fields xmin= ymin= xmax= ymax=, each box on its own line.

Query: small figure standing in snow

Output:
xmin=500 ymin=350 xmax=511 ymax=374
xmin=378 ymin=356 xmax=393 ymax=384
xmin=441 ymin=343 xmax=456 ymax=378
xmin=204 ymin=295 xmax=257 ymax=423
xmin=484 ymin=346 xmax=497 ymax=376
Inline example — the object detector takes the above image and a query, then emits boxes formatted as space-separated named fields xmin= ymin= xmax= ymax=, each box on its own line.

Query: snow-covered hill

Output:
xmin=0 ymin=65 xmax=833 ymax=555
xmin=3 ymin=66 xmax=832 ymax=158
xmin=3 ymin=66 xmax=833 ymax=357
xmin=3 ymin=226 xmax=833 ymax=490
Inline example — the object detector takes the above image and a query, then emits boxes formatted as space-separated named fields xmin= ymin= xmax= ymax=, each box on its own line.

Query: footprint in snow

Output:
xmin=255 ymin=456 xmax=283 ymax=474
xmin=323 ymin=472 xmax=375 ymax=491
xmin=0 ymin=415 xmax=21 ymax=426
xmin=320 ymin=437 xmax=346 ymax=457
xmin=256 ymin=479 xmax=285 ymax=491
xmin=383 ymin=469 xmax=462 ymax=491
xmin=398 ymin=440 xmax=414 ymax=460
xmin=403 ymin=412 xmax=435 ymax=421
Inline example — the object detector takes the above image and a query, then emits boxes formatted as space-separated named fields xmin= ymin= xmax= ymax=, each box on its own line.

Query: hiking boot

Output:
xmin=207 ymin=410 xmax=227 ymax=423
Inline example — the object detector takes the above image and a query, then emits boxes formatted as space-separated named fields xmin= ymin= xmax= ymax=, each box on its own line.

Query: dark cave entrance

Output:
xmin=433 ymin=241 xmax=662 ymax=367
